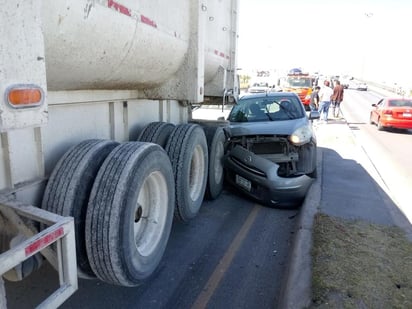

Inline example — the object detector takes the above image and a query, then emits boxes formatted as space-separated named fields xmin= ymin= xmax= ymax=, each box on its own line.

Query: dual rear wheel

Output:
xmin=42 ymin=121 xmax=226 ymax=286
xmin=42 ymin=140 xmax=174 ymax=286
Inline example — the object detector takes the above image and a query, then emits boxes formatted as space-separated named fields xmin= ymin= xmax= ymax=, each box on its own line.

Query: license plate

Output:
xmin=403 ymin=113 xmax=412 ymax=117
xmin=235 ymin=174 xmax=251 ymax=191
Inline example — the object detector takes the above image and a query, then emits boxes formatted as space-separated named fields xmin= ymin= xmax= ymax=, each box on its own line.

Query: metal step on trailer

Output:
xmin=0 ymin=199 xmax=78 ymax=309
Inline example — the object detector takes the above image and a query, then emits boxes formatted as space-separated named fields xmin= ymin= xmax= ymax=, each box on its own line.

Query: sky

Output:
xmin=237 ymin=0 xmax=412 ymax=87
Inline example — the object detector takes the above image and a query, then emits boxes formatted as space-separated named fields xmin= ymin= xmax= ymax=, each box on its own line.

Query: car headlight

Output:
xmin=289 ymin=125 xmax=313 ymax=145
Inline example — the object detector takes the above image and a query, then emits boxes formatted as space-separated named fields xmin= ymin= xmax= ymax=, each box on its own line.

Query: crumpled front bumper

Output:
xmin=224 ymin=145 xmax=314 ymax=207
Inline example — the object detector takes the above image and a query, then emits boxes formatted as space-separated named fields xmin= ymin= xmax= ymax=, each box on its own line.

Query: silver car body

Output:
xmin=224 ymin=92 xmax=319 ymax=207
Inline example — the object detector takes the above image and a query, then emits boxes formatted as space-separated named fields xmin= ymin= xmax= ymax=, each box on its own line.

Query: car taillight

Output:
xmin=383 ymin=110 xmax=392 ymax=115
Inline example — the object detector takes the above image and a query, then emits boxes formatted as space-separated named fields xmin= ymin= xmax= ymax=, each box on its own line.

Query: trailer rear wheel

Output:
xmin=0 ymin=277 xmax=5 ymax=309
xmin=41 ymin=139 xmax=119 ymax=278
xmin=137 ymin=121 xmax=175 ymax=148
xmin=85 ymin=142 xmax=174 ymax=286
xmin=203 ymin=126 xmax=226 ymax=200
xmin=165 ymin=124 xmax=208 ymax=222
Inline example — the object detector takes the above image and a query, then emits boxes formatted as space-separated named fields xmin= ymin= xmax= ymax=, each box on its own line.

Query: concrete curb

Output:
xmin=278 ymin=146 xmax=323 ymax=309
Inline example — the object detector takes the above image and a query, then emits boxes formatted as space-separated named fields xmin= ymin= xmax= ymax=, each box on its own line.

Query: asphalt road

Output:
xmin=341 ymin=88 xmax=412 ymax=222
xmin=5 ymin=190 xmax=299 ymax=309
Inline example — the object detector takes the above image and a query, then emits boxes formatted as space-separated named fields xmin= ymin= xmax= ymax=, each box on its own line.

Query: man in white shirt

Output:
xmin=318 ymin=80 xmax=333 ymax=122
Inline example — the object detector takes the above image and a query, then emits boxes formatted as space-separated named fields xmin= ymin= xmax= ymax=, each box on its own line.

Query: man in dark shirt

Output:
xmin=331 ymin=80 xmax=344 ymax=118
xmin=310 ymin=86 xmax=321 ymax=111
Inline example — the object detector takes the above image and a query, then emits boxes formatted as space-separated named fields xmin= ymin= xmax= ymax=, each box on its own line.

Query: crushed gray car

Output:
xmin=223 ymin=92 xmax=320 ymax=208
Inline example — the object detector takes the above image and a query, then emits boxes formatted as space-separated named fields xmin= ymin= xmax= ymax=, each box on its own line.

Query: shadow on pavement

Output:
xmin=279 ymin=145 xmax=412 ymax=309
xmin=320 ymin=147 xmax=412 ymax=231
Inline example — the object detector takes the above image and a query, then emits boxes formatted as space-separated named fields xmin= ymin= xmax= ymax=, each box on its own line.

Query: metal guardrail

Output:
xmin=358 ymin=79 xmax=410 ymax=97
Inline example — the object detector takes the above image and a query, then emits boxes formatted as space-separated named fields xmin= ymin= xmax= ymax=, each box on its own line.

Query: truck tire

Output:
xmin=0 ymin=277 xmax=6 ymax=309
xmin=85 ymin=142 xmax=175 ymax=286
xmin=190 ymin=119 xmax=229 ymax=127
xmin=41 ymin=139 xmax=119 ymax=278
xmin=165 ymin=124 xmax=208 ymax=222
xmin=137 ymin=121 xmax=175 ymax=148
xmin=203 ymin=126 xmax=226 ymax=200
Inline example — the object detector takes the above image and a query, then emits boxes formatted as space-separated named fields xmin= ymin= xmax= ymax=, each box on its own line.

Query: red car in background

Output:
xmin=370 ymin=98 xmax=412 ymax=131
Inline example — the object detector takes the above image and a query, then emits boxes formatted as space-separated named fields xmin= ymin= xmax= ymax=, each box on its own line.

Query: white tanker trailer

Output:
xmin=0 ymin=0 xmax=239 ymax=307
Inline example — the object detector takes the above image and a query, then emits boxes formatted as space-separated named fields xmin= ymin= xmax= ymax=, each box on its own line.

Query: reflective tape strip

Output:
xmin=25 ymin=227 xmax=64 ymax=256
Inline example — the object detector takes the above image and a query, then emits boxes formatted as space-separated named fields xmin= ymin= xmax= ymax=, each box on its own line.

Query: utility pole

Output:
xmin=361 ymin=12 xmax=374 ymax=80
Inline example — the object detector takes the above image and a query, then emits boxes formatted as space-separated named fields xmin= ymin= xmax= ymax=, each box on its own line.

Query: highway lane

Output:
xmin=5 ymin=190 xmax=299 ymax=308
xmin=340 ymin=88 xmax=412 ymax=223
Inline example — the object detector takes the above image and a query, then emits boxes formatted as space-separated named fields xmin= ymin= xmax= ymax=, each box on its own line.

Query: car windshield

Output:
xmin=228 ymin=96 xmax=305 ymax=122
xmin=286 ymin=77 xmax=312 ymax=88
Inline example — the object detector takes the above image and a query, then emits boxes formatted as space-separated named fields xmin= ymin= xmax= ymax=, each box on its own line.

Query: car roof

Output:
xmin=240 ymin=91 xmax=299 ymax=100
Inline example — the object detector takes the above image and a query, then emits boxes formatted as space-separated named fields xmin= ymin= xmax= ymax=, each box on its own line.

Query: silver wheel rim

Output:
xmin=134 ymin=171 xmax=168 ymax=257
xmin=213 ymin=140 xmax=224 ymax=184
xmin=189 ymin=144 xmax=205 ymax=201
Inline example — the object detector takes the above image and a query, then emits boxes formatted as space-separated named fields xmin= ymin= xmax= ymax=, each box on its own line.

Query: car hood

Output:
xmin=227 ymin=117 xmax=309 ymax=137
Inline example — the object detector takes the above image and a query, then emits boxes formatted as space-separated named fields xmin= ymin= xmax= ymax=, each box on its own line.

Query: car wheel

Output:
xmin=377 ymin=118 xmax=385 ymax=131
xmin=307 ymin=167 xmax=318 ymax=179
xmin=369 ymin=113 xmax=375 ymax=125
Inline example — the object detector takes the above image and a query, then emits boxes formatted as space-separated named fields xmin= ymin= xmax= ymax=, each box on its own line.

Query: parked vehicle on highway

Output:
xmin=279 ymin=70 xmax=315 ymax=111
xmin=247 ymin=82 xmax=271 ymax=94
xmin=356 ymin=82 xmax=368 ymax=91
xmin=370 ymin=98 xmax=412 ymax=131
xmin=223 ymin=92 xmax=320 ymax=208
xmin=339 ymin=75 xmax=353 ymax=89
xmin=0 ymin=0 xmax=239 ymax=307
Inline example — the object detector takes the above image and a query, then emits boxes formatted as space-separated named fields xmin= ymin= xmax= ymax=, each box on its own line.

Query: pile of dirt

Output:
xmin=310 ymin=213 xmax=412 ymax=308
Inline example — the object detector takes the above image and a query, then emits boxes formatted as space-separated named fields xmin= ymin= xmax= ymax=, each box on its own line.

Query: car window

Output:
xmin=286 ymin=77 xmax=312 ymax=88
xmin=388 ymin=99 xmax=412 ymax=107
xmin=228 ymin=96 xmax=304 ymax=122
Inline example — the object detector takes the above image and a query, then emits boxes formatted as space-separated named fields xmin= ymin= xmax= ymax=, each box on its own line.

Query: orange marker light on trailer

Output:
xmin=6 ymin=85 xmax=44 ymax=108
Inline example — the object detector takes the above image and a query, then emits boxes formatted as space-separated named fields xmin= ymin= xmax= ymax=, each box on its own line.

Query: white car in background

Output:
xmin=340 ymin=75 xmax=353 ymax=89
xmin=346 ymin=80 xmax=368 ymax=91
xmin=355 ymin=82 xmax=368 ymax=91
xmin=247 ymin=82 xmax=270 ymax=94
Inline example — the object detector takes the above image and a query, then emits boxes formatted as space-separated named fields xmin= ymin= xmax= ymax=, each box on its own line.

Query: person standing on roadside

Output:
xmin=317 ymin=80 xmax=333 ymax=123
xmin=310 ymin=86 xmax=321 ymax=111
xmin=331 ymin=80 xmax=344 ymax=118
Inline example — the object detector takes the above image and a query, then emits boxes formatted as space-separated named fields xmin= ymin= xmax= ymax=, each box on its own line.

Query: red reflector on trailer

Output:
xmin=6 ymin=85 xmax=44 ymax=108
xmin=25 ymin=227 xmax=64 ymax=256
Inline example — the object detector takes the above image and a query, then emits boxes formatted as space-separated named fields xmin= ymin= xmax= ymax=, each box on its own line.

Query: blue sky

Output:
xmin=238 ymin=0 xmax=412 ymax=86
